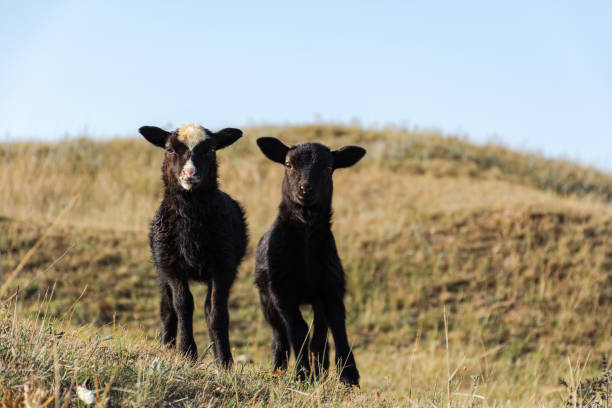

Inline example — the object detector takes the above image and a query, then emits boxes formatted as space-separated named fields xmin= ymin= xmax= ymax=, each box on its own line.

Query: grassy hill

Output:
xmin=1 ymin=125 xmax=610 ymax=407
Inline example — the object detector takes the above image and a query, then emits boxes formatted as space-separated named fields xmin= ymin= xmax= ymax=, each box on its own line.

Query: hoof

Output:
xmin=217 ymin=357 xmax=234 ymax=370
xmin=179 ymin=343 xmax=198 ymax=361
xmin=295 ymin=366 xmax=311 ymax=382
xmin=339 ymin=366 xmax=360 ymax=387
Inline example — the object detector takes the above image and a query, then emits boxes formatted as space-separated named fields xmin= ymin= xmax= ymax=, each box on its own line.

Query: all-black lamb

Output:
xmin=254 ymin=137 xmax=366 ymax=386
xmin=139 ymin=123 xmax=247 ymax=368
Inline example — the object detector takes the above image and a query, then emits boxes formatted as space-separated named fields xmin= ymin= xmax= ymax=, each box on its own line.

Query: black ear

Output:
xmin=332 ymin=146 xmax=366 ymax=169
xmin=212 ymin=128 xmax=243 ymax=150
xmin=139 ymin=126 xmax=170 ymax=148
xmin=256 ymin=137 xmax=290 ymax=164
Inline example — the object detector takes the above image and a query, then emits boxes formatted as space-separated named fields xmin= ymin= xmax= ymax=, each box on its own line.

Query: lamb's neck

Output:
xmin=279 ymin=200 xmax=332 ymax=229
xmin=164 ymin=187 xmax=217 ymax=217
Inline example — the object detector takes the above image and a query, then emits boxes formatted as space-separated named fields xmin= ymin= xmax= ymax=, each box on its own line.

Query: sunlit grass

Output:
xmin=1 ymin=124 xmax=610 ymax=406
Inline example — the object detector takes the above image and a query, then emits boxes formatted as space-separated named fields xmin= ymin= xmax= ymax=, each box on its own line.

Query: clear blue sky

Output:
xmin=1 ymin=1 xmax=611 ymax=169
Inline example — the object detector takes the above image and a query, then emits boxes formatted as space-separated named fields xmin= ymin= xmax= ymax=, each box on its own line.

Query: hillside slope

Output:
xmin=1 ymin=125 xmax=611 ymax=406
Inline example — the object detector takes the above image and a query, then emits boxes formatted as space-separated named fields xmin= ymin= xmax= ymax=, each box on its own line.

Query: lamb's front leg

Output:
xmin=281 ymin=305 xmax=311 ymax=381
xmin=206 ymin=277 xmax=233 ymax=368
xmin=160 ymin=281 xmax=177 ymax=347
xmin=168 ymin=277 xmax=197 ymax=360
xmin=310 ymin=304 xmax=330 ymax=378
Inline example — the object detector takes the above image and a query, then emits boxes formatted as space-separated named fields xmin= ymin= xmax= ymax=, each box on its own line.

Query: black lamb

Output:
xmin=139 ymin=123 xmax=247 ymax=368
xmin=254 ymin=137 xmax=366 ymax=386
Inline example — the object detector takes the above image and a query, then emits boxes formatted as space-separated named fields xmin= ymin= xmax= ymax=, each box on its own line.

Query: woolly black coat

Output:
xmin=151 ymin=188 xmax=247 ymax=286
xmin=255 ymin=201 xmax=359 ymax=386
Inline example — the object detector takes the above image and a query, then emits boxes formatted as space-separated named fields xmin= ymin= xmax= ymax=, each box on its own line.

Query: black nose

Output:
xmin=300 ymin=183 xmax=313 ymax=195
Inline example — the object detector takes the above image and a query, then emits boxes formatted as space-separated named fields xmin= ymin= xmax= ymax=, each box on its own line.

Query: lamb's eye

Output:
xmin=165 ymin=146 xmax=175 ymax=154
xmin=285 ymin=162 xmax=292 ymax=169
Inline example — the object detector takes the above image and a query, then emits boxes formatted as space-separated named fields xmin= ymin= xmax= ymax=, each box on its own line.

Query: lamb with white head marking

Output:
xmin=139 ymin=123 xmax=247 ymax=367
xmin=254 ymin=137 xmax=365 ymax=386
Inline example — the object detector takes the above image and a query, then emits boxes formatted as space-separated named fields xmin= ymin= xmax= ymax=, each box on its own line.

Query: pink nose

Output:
xmin=184 ymin=170 xmax=195 ymax=178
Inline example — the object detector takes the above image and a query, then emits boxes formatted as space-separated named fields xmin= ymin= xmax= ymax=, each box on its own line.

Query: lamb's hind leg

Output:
xmin=259 ymin=291 xmax=290 ymax=370
xmin=325 ymin=300 xmax=359 ymax=387
xmin=310 ymin=304 xmax=329 ymax=378
xmin=281 ymin=304 xmax=311 ymax=381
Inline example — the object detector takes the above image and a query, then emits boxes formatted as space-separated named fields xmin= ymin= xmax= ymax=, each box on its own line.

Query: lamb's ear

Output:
xmin=332 ymin=146 xmax=366 ymax=169
xmin=212 ymin=128 xmax=243 ymax=150
xmin=256 ymin=137 xmax=290 ymax=164
xmin=139 ymin=126 xmax=171 ymax=148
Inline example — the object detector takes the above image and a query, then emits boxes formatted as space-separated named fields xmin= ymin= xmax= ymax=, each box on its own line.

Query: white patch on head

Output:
xmin=177 ymin=123 xmax=206 ymax=150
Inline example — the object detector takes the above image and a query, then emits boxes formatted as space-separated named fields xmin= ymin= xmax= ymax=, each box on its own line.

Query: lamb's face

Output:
xmin=165 ymin=124 xmax=217 ymax=191
xmin=283 ymin=143 xmax=334 ymax=207
xmin=256 ymin=137 xmax=367 ymax=209
xmin=139 ymin=123 xmax=243 ymax=192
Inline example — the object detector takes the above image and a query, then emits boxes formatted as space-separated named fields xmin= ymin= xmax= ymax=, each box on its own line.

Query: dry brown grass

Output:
xmin=1 ymin=124 xmax=610 ymax=406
